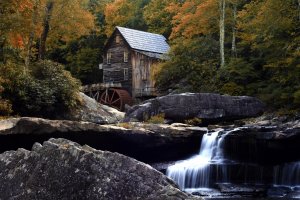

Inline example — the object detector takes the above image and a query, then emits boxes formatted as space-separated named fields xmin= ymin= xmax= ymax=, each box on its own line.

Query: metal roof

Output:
xmin=116 ymin=26 xmax=170 ymax=54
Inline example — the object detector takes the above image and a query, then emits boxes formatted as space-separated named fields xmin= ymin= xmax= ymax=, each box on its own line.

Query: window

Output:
xmin=124 ymin=68 xmax=129 ymax=80
xmin=124 ymin=51 xmax=128 ymax=62
xmin=107 ymin=52 xmax=111 ymax=64
xmin=116 ymin=35 xmax=120 ymax=44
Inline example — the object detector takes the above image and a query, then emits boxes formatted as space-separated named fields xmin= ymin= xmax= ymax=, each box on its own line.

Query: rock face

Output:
xmin=65 ymin=92 xmax=124 ymax=124
xmin=222 ymin=123 xmax=300 ymax=165
xmin=0 ymin=118 xmax=207 ymax=163
xmin=124 ymin=93 xmax=265 ymax=123
xmin=0 ymin=138 xmax=199 ymax=200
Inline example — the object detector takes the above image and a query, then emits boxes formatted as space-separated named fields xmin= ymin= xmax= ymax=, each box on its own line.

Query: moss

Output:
xmin=146 ymin=113 xmax=165 ymax=124
xmin=184 ymin=117 xmax=202 ymax=126
xmin=117 ymin=122 xmax=134 ymax=129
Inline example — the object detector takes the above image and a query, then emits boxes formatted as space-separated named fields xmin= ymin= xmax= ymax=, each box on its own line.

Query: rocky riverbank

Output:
xmin=0 ymin=138 xmax=199 ymax=200
xmin=1 ymin=115 xmax=300 ymax=166
xmin=0 ymin=92 xmax=299 ymax=199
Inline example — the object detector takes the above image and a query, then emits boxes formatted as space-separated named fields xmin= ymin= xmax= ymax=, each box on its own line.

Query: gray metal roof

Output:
xmin=116 ymin=26 xmax=170 ymax=54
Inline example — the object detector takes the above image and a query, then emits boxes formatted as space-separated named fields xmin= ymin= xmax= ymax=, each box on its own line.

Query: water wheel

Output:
xmin=100 ymin=88 xmax=133 ymax=111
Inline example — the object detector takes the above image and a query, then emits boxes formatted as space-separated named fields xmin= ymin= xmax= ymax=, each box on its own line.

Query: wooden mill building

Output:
xmin=102 ymin=26 xmax=170 ymax=100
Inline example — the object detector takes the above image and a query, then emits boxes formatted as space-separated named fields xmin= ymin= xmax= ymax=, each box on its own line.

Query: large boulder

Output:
xmin=124 ymin=93 xmax=265 ymax=123
xmin=0 ymin=138 xmax=199 ymax=200
xmin=0 ymin=117 xmax=207 ymax=163
xmin=64 ymin=92 xmax=124 ymax=124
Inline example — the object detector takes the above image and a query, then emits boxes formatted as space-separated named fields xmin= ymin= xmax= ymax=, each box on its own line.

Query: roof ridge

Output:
xmin=115 ymin=26 xmax=170 ymax=54
xmin=116 ymin=26 xmax=166 ymax=39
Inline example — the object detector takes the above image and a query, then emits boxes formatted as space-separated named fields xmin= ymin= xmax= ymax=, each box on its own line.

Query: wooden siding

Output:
xmin=131 ymin=51 xmax=157 ymax=98
xmin=103 ymin=29 xmax=159 ymax=98
xmin=103 ymin=31 xmax=132 ymax=94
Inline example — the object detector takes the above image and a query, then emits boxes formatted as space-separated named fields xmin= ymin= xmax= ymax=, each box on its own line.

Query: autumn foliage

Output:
xmin=1 ymin=0 xmax=300 ymax=116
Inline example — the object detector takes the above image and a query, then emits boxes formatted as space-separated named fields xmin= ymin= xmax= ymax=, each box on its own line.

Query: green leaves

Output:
xmin=1 ymin=60 xmax=81 ymax=117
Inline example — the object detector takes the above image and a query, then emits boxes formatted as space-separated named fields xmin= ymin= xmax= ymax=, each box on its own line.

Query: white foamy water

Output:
xmin=166 ymin=130 xmax=230 ymax=189
xmin=274 ymin=161 xmax=300 ymax=187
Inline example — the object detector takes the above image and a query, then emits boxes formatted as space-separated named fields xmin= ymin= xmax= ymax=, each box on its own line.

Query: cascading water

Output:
xmin=166 ymin=129 xmax=231 ymax=190
xmin=274 ymin=162 xmax=300 ymax=187
xmin=166 ymin=127 xmax=300 ymax=197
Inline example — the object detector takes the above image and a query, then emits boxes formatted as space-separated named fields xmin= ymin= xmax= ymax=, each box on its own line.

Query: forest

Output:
xmin=0 ymin=0 xmax=300 ymax=118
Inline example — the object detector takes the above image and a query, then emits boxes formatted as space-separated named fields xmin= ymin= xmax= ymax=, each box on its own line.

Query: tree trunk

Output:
xmin=25 ymin=0 xmax=39 ymax=69
xmin=231 ymin=2 xmax=237 ymax=58
xmin=38 ymin=1 xmax=54 ymax=60
xmin=219 ymin=0 xmax=226 ymax=68
xmin=298 ymin=0 xmax=300 ymax=22
xmin=0 ymin=38 xmax=5 ymax=63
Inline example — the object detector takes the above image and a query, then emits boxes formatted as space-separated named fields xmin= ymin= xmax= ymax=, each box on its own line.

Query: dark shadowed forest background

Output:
xmin=0 ymin=0 xmax=300 ymax=118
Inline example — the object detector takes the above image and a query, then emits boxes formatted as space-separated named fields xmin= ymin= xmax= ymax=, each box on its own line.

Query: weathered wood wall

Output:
xmin=103 ymin=31 xmax=132 ymax=94
xmin=103 ymin=30 xmax=158 ymax=98
xmin=131 ymin=51 xmax=158 ymax=98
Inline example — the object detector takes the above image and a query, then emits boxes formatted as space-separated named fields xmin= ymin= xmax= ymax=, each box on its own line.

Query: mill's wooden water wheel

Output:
xmin=99 ymin=88 xmax=133 ymax=111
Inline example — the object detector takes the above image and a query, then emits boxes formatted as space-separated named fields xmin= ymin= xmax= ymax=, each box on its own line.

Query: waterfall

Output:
xmin=167 ymin=128 xmax=300 ymax=194
xmin=274 ymin=162 xmax=300 ymax=186
xmin=166 ymin=130 xmax=230 ymax=190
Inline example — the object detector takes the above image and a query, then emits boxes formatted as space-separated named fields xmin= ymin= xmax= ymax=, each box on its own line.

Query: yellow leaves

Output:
xmin=104 ymin=0 xmax=135 ymax=36
xmin=143 ymin=0 xmax=175 ymax=36
xmin=49 ymin=0 xmax=94 ymax=42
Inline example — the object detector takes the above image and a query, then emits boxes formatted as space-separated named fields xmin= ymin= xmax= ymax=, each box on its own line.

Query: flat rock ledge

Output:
xmin=0 ymin=138 xmax=200 ymax=200
xmin=0 ymin=117 xmax=207 ymax=162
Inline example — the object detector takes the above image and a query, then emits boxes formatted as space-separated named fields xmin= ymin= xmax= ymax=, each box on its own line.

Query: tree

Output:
xmin=1 ymin=0 xmax=95 ymax=62
xmin=237 ymin=0 xmax=300 ymax=108
xmin=143 ymin=0 xmax=175 ymax=37
xmin=38 ymin=0 xmax=54 ymax=60
xmin=25 ymin=0 xmax=39 ymax=67
xmin=37 ymin=0 xmax=95 ymax=59
xmin=0 ymin=0 xmax=34 ymax=56
xmin=230 ymin=0 xmax=237 ymax=57
xmin=219 ymin=0 xmax=226 ymax=68
xmin=103 ymin=0 xmax=150 ymax=36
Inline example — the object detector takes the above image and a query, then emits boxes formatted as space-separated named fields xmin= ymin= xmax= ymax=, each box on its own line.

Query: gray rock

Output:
xmin=0 ymin=117 xmax=207 ymax=163
xmin=222 ymin=126 xmax=300 ymax=165
xmin=0 ymin=138 xmax=200 ymax=200
xmin=65 ymin=92 xmax=124 ymax=124
xmin=124 ymin=93 xmax=265 ymax=123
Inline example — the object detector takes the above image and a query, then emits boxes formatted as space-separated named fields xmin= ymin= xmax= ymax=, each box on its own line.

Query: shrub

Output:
xmin=0 ymin=77 xmax=13 ymax=117
xmin=1 ymin=60 xmax=81 ymax=118
xmin=220 ymin=82 xmax=244 ymax=96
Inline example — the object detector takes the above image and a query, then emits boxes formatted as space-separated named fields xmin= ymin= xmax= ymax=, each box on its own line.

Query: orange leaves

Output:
xmin=17 ymin=0 xmax=33 ymax=12
xmin=2 ymin=0 xmax=95 ymax=53
xmin=9 ymin=33 xmax=25 ymax=49
xmin=169 ymin=0 xmax=218 ymax=39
